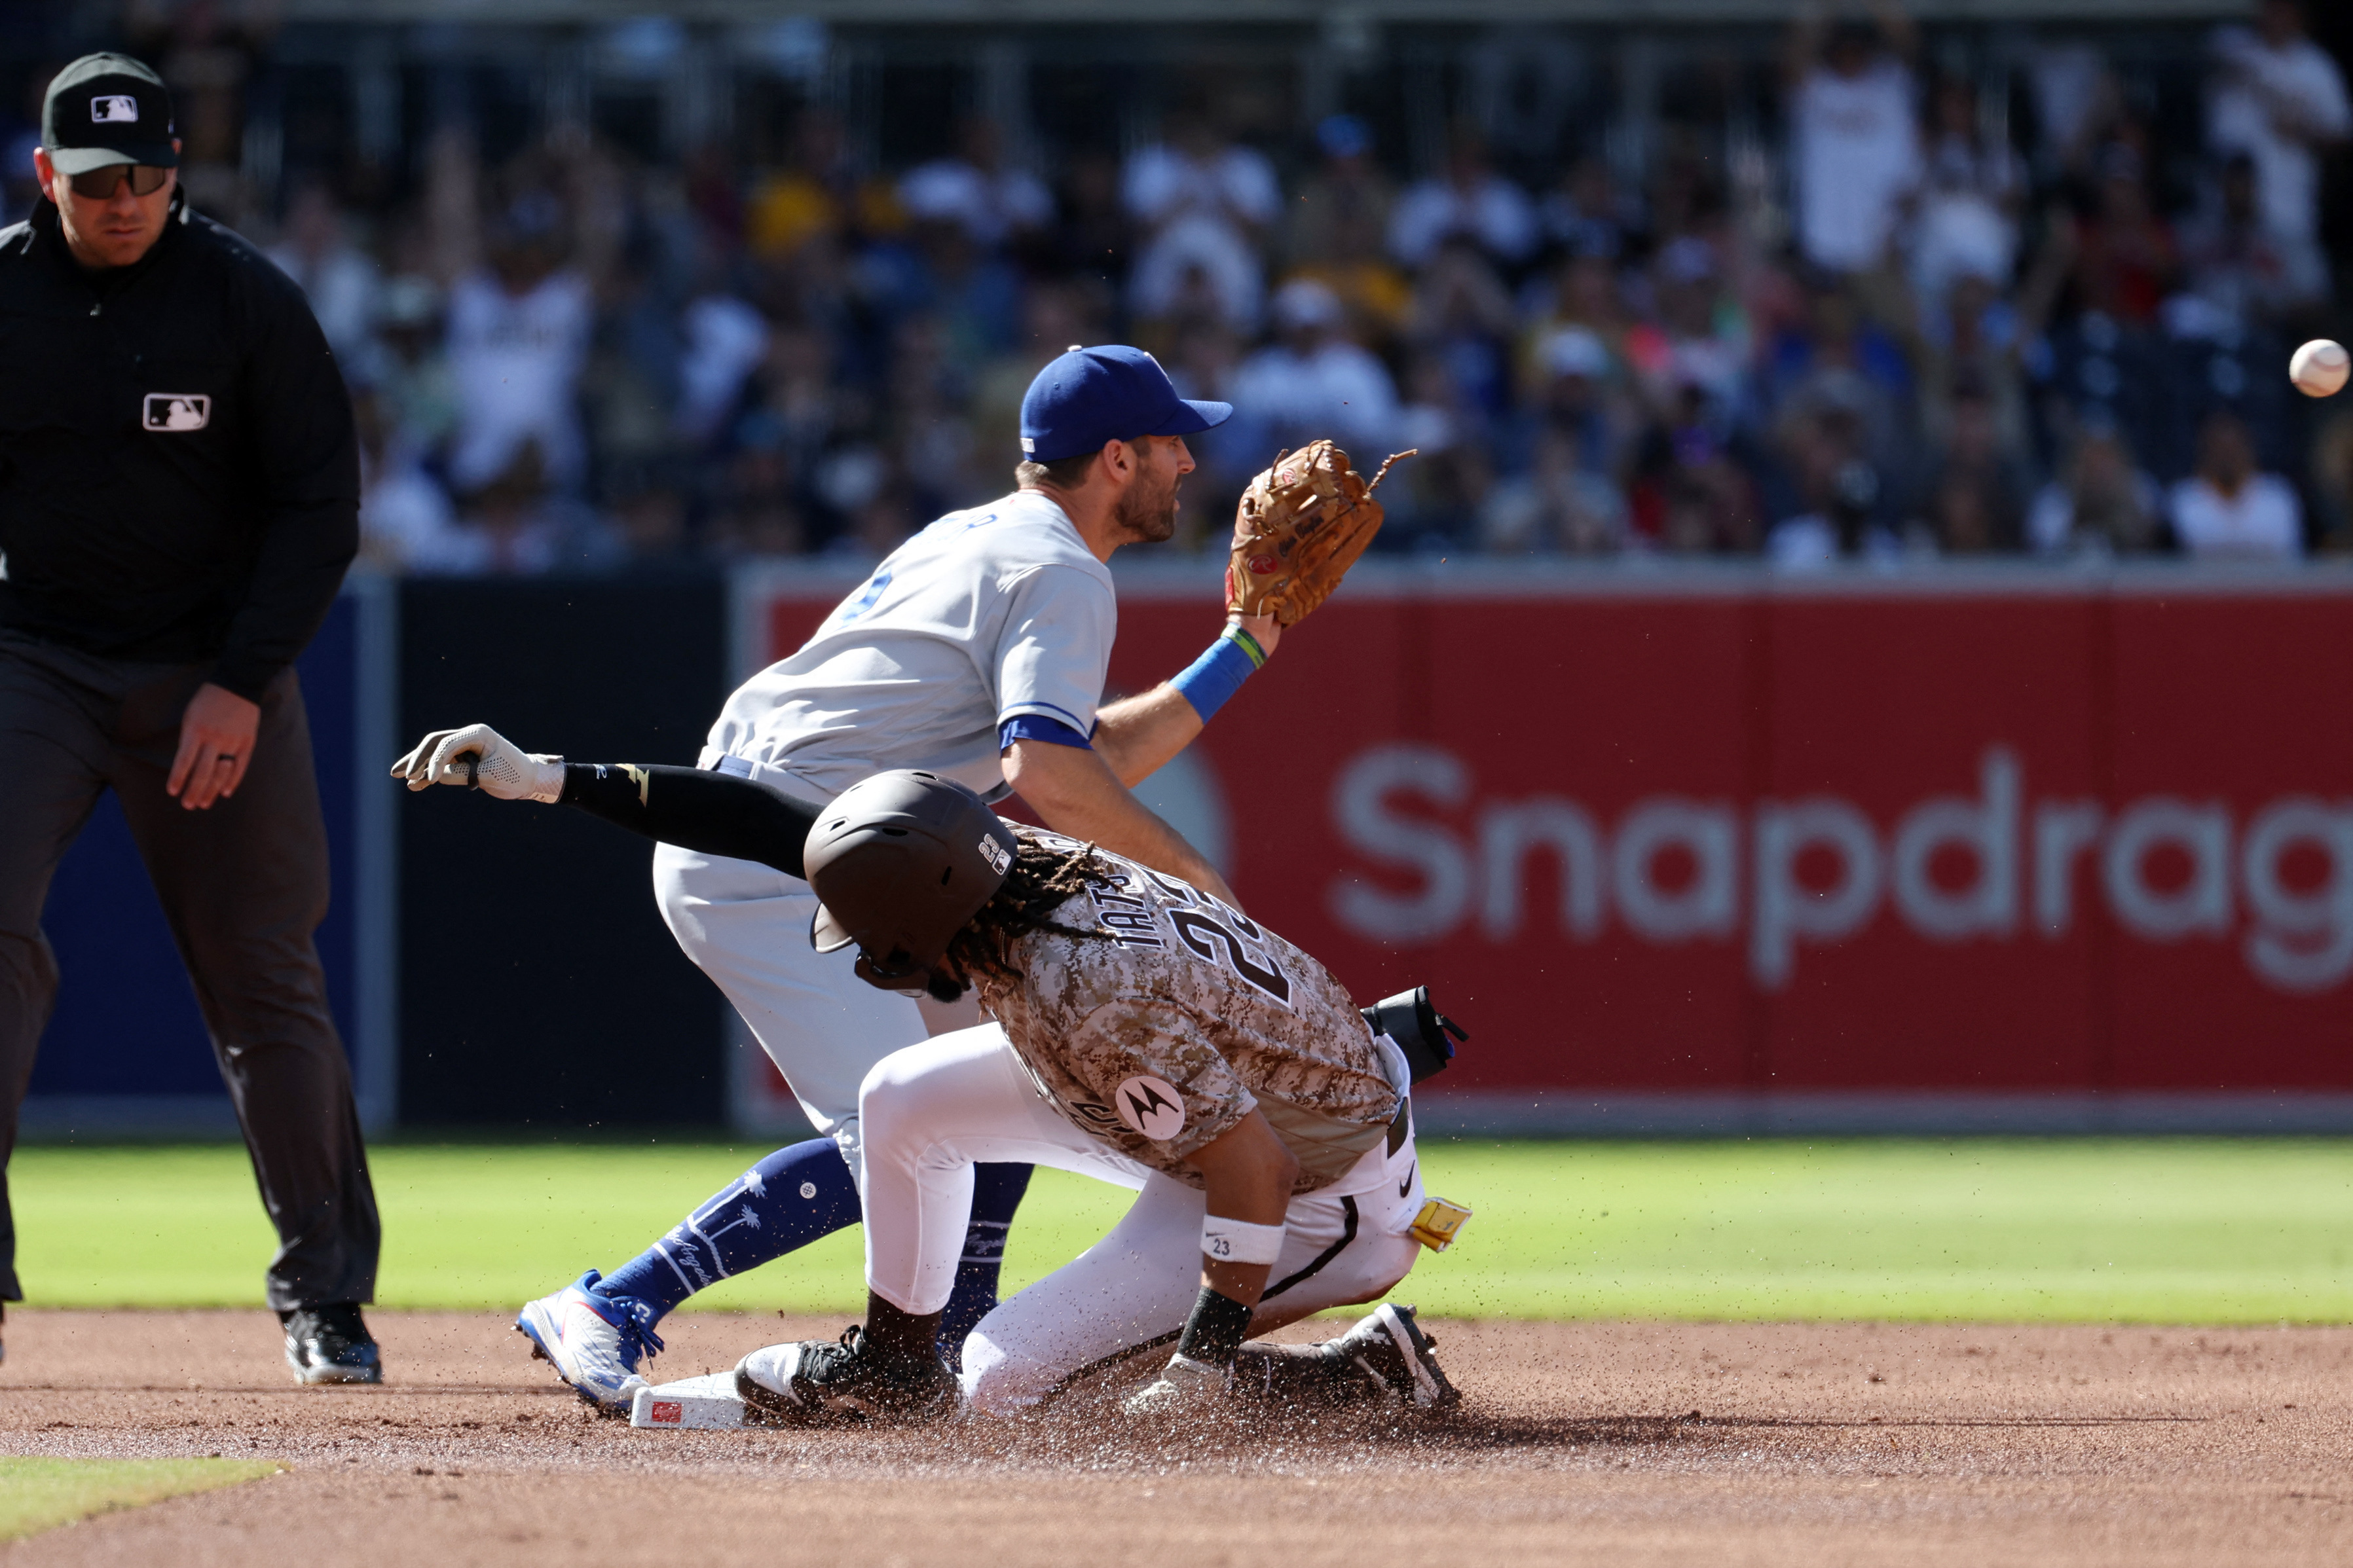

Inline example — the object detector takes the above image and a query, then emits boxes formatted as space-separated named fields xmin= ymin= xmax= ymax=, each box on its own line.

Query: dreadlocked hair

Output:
xmin=942 ymin=835 xmax=1121 ymax=984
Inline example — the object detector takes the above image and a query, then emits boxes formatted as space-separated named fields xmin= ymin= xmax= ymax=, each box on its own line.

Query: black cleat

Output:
xmin=1326 ymin=1304 xmax=1460 ymax=1409
xmin=734 ymin=1325 xmax=957 ymax=1426
xmin=281 ymin=1303 xmax=382 ymax=1386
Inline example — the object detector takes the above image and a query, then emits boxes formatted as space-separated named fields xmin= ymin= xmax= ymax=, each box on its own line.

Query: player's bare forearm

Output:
xmin=1002 ymin=738 xmax=1240 ymax=906
xmin=1092 ymin=685 xmax=1202 ymax=786
xmin=1185 ymin=1110 xmax=1298 ymax=1309
xmin=1095 ymin=611 xmax=1282 ymax=786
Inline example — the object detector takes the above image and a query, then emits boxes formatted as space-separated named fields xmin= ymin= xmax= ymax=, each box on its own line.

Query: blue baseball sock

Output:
xmin=594 ymin=1140 xmax=1036 ymax=1368
xmin=938 ymin=1161 xmax=1034 ymax=1365
xmin=599 ymin=1138 xmax=861 ymax=1321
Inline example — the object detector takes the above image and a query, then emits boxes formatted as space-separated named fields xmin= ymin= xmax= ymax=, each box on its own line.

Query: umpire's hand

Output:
xmin=168 ymin=682 xmax=260 ymax=811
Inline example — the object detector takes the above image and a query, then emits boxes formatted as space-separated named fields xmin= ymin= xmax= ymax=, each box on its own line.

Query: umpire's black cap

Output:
xmin=806 ymin=771 xmax=1016 ymax=989
xmin=42 ymin=54 xmax=178 ymax=176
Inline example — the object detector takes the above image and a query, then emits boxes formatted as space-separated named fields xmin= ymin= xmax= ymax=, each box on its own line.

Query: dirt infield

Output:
xmin=0 ymin=1310 xmax=2346 ymax=1566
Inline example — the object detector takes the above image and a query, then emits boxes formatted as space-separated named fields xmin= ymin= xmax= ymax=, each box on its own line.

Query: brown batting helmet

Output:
xmin=805 ymin=770 xmax=1018 ymax=991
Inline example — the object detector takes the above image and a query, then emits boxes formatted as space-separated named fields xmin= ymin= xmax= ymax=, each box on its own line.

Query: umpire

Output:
xmin=0 ymin=54 xmax=381 ymax=1382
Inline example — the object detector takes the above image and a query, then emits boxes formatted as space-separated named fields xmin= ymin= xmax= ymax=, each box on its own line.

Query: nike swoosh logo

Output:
xmin=1399 ymin=1159 xmax=1416 ymax=1199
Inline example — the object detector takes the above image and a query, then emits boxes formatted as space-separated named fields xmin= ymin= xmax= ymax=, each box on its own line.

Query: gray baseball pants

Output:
xmin=0 ymin=631 xmax=380 ymax=1311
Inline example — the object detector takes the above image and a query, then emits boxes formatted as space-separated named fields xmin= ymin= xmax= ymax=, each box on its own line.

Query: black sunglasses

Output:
xmin=67 ymin=164 xmax=171 ymax=200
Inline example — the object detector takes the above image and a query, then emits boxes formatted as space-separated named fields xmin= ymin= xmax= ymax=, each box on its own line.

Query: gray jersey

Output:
xmin=701 ymin=491 xmax=1115 ymax=803
xmin=980 ymin=831 xmax=1407 ymax=1193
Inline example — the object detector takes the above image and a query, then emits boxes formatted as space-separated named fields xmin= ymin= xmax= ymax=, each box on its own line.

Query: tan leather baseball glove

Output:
xmin=1224 ymin=442 xmax=1415 ymax=627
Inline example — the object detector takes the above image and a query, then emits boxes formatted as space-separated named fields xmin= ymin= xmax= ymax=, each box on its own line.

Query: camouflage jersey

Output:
xmin=976 ymin=830 xmax=1405 ymax=1193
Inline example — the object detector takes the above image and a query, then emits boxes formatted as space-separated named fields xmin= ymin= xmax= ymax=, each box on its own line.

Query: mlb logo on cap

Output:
xmin=41 ymin=53 xmax=178 ymax=177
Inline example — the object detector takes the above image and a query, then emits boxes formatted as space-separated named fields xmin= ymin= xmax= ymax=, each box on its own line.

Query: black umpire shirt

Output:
xmin=0 ymin=192 xmax=358 ymax=702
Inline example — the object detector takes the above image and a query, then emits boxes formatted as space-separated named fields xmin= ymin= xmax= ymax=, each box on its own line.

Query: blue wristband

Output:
xmin=1170 ymin=626 xmax=1268 ymax=723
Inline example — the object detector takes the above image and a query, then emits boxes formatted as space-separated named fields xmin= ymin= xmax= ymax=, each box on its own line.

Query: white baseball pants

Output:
xmin=652 ymin=841 xmax=929 ymax=1163
xmin=857 ymin=1026 xmax=1428 ymax=1416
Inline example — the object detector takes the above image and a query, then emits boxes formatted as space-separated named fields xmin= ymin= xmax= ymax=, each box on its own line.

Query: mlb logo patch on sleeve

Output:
xmin=92 ymin=95 xmax=139 ymax=123
xmin=143 ymin=394 xmax=210 ymax=431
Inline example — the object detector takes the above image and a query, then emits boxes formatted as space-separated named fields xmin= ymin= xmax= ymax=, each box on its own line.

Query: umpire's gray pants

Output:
xmin=0 ymin=631 xmax=380 ymax=1310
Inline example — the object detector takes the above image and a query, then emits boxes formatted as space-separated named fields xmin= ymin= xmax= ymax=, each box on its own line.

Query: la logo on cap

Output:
xmin=91 ymin=95 xmax=138 ymax=123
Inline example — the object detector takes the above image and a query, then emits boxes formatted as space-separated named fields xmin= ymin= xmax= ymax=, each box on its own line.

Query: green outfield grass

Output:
xmin=10 ymin=1138 xmax=2352 ymax=1322
xmin=0 ymin=1457 xmax=280 ymax=1541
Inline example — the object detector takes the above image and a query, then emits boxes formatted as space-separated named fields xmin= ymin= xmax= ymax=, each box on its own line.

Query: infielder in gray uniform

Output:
xmin=399 ymin=346 xmax=1302 ymax=1410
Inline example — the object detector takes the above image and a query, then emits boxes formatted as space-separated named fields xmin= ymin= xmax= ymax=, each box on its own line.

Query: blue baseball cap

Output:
xmin=1019 ymin=345 xmax=1231 ymax=463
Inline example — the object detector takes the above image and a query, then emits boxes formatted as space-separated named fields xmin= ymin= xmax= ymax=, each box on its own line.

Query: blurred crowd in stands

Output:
xmin=15 ymin=0 xmax=2353 ymax=572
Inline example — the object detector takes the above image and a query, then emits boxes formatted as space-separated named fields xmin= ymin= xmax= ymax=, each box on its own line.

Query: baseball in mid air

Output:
xmin=2289 ymin=339 xmax=2350 ymax=398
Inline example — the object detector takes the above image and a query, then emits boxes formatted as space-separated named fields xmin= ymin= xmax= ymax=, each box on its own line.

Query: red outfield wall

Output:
xmin=747 ymin=568 xmax=2353 ymax=1110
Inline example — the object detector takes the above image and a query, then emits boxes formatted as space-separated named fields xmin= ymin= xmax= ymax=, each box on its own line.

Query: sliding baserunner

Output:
xmin=394 ymin=347 xmax=1359 ymax=1410
xmin=733 ymin=773 xmax=1459 ymax=1423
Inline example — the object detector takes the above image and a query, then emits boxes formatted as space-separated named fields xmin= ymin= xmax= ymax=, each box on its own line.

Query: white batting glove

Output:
xmin=389 ymin=723 xmax=566 ymax=803
xmin=1119 ymin=1353 xmax=1229 ymax=1420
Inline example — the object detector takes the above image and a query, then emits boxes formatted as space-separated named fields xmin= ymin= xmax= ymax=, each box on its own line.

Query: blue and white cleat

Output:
xmin=515 ymin=1270 xmax=664 ymax=1414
